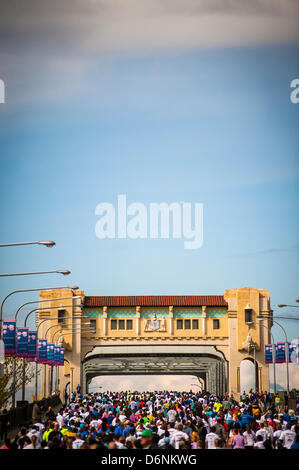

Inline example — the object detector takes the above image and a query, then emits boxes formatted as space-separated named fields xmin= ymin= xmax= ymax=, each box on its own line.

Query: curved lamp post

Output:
xmin=0 ymin=285 xmax=79 ymax=339
xmin=0 ymin=241 xmax=55 ymax=248
xmin=11 ymin=298 xmax=81 ymax=406
xmin=0 ymin=269 xmax=70 ymax=277
xmin=51 ymin=326 xmax=96 ymax=394
xmin=33 ymin=314 xmax=81 ymax=401
xmin=257 ymin=316 xmax=290 ymax=394
xmin=258 ymin=321 xmax=277 ymax=395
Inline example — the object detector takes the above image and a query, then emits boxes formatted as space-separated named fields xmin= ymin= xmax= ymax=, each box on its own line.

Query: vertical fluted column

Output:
xmin=136 ymin=306 xmax=140 ymax=335
xmin=202 ymin=306 xmax=207 ymax=335
xmin=103 ymin=307 xmax=108 ymax=336
xmin=169 ymin=306 xmax=173 ymax=335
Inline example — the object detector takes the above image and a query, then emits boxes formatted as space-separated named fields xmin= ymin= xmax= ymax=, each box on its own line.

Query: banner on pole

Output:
xmin=276 ymin=342 xmax=286 ymax=364
xmin=28 ymin=331 xmax=37 ymax=359
xmin=2 ymin=320 xmax=16 ymax=354
xmin=47 ymin=343 xmax=55 ymax=365
xmin=54 ymin=346 xmax=60 ymax=366
xmin=265 ymin=344 xmax=273 ymax=364
xmin=59 ymin=347 xmax=64 ymax=366
xmin=37 ymin=339 xmax=47 ymax=364
xmin=16 ymin=327 xmax=29 ymax=357
xmin=289 ymin=339 xmax=299 ymax=364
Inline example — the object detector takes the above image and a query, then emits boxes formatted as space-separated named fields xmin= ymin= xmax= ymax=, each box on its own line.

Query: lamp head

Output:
xmin=38 ymin=241 xmax=56 ymax=247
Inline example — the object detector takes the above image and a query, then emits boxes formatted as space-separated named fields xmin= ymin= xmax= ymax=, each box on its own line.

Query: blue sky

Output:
xmin=0 ymin=0 xmax=299 ymax=391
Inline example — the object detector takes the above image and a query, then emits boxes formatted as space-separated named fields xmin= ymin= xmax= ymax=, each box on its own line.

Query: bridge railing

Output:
xmin=6 ymin=394 xmax=62 ymax=429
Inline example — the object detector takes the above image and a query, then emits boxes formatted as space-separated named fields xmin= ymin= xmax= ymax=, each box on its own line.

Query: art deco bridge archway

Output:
xmin=39 ymin=288 xmax=272 ymax=399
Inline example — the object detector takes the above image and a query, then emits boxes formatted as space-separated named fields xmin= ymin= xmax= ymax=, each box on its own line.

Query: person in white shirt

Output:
xmin=254 ymin=435 xmax=265 ymax=449
xmin=243 ymin=426 xmax=256 ymax=448
xmin=72 ymin=433 xmax=85 ymax=449
xmin=170 ymin=424 xmax=189 ymax=449
xmin=255 ymin=423 xmax=270 ymax=442
xmin=167 ymin=408 xmax=177 ymax=424
xmin=280 ymin=424 xmax=296 ymax=449
xmin=90 ymin=418 xmax=102 ymax=429
xmin=56 ymin=412 xmax=64 ymax=429
xmin=205 ymin=426 xmax=219 ymax=449
xmin=273 ymin=424 xmax=283 ymax=449
xmin=119 ymin=412 xmax=127 ymax=422
xmin=27 ymin=425 xmax=41 ymax=442
xmin=23 ymin=435 xmax=41 ymax=449
xmin=157 ymin=421 xmax=167 ymax=437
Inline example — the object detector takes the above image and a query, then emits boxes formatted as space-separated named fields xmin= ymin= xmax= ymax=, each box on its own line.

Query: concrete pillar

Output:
xmin=202 ymin=306 xmax=207 ymax=335
xmin=136 ymin=307 xmax=140 ymax=335
xmin=169 ymin=306 xmax=173 ymax=335
xmin=103 ymin=307 xmax=108 ymax=336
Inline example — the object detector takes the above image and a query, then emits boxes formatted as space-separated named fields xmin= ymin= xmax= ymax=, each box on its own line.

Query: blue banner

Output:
xmin=1 ymin=320 xmax=16 ymax=354
xmin=28 ymin=331 xmax=37 ymax=358
xmin=265 ymin=344 xmax=273 ymax=364
xmin=37 ymin=339 xmax=47 ymax=364
xmin=276 ymin=342 xmax=286 ymax=363
xmin=47 ymin=343 xmax=55 ymax=365
xmin=54 ymin=346 xmax=60 ymax=366
xmin=16 ymin=327 xmax=29 ymax=357
xmin=59 ymin=347 xmax=64 ymax=366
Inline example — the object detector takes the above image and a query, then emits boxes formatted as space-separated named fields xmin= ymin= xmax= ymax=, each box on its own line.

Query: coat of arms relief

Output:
xmin=144 ymin=313 xmax=166 ymax=332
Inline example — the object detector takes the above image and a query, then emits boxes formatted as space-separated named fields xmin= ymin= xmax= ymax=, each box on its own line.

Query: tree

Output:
xmin=0 ymin=355 xmax=36 ymax=409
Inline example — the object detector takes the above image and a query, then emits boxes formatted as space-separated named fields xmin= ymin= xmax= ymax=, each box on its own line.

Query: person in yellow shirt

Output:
xmin=146 ymin=412 xmax=154 ymax=423
xmin=275 ymin=394 xmax=280 ymax=409
xmin=252 ymin=403 xmax=260 ymax=418
xmin=60 ymin=423 xmax=68 ymax=436
xmin=214 ymin=401 xmax=223 ymax=413
xmin=42 ymin=423 xmax=54 ymax=443
xmin=65 ymin=426 xmax=77 ymax=439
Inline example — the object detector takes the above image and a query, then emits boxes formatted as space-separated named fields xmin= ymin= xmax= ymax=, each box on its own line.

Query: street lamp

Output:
xmin=0 ymin=285 xmax=79 ymax=332
xmin=257 ymin=321 xmax=277 ymax=395
xmin=52 ymin=326 xmax=96 ymax=394
xmin=13 ymin=295 xmax=81 ymax=325
xmin=0 ymin=241 xmax=55 ymax=248
xmin=277 ymin=304 xmax=299 ymax=308
xmin=11 ymin=299 xmax=81 ymax=406
xmin=20 ymin=301 xmax=82 ymax=401
xmin=33 ymin=313 xmax=83 ymax=401
xmin=42 ymin=311 xmax=86 ymax=398
xmin=0 ymin=269 xmax=70 ymax=277
xmin=257 ymin=316 xmax=290 ymax=394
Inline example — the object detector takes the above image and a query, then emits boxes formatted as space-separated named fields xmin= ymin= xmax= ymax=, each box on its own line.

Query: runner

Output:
xmin=1 ymin=389 xmax=298 ymax=449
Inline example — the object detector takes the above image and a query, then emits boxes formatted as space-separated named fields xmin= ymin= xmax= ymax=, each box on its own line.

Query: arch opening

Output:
xmin=240 ymin=358 xmax=258 ymax=394
xmin=87 ymin=375 xmax=204 ymax=393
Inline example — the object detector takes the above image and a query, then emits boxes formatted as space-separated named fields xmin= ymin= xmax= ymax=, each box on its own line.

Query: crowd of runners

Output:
xmin=1 ymin=388 xmax=299 ymax=450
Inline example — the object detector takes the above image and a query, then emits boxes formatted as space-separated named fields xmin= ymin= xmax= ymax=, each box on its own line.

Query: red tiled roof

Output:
xmin=84 ymin=295 xmax=227 ymax=307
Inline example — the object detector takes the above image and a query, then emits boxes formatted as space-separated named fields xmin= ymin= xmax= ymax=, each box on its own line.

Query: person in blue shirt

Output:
xmin=240 ymin=412 xmax=253 ymax=427
xmin=80 ymin=425 xmax=89 ymax=441
xmin=113 ymin=420 xmax=124 ymax=437
xmin=123 ymin=422 xmax=134 ymax=438
xmin=290 ymin=433 xmax=299 ymax=449
xmin=282 ymin=411 xmax=291 ymax=424
xmin=107 ymin=412 xmax=115 ymax=426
